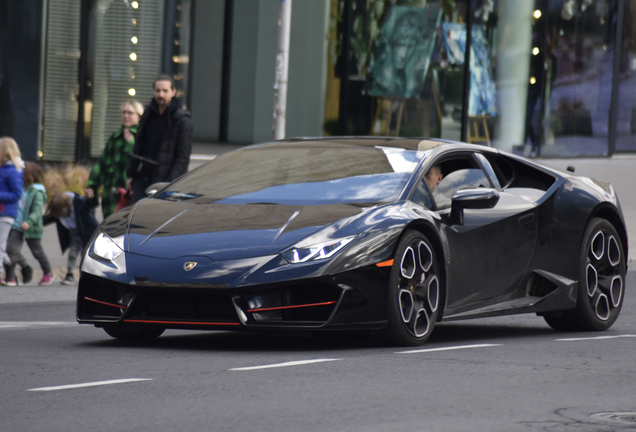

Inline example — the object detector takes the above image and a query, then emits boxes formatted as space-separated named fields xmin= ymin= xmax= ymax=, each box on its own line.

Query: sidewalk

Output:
xmin=2 ymin=143 xmax=634 ymax=304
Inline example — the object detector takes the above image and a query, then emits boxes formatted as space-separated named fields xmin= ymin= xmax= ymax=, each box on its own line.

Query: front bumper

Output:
xmin=77 ymin=265 xmax=391 ymax=331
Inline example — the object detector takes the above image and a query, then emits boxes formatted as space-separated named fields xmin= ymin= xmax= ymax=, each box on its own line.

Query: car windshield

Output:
xmin=157 ymin=145 xmax=428 ymax=205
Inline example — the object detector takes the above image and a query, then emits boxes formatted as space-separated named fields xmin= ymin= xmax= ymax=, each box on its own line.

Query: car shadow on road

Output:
xmin=80 ymin=318 xmax=560 ymax=353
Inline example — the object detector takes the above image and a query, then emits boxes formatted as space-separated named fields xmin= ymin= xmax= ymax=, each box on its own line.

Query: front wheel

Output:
xmin=544 ymin=218 xmax=625 ymax=331
xmin=103 ymin=325 xmax=165 ymax=341
xmin=383 ymin=230 xmax=442 ymax=346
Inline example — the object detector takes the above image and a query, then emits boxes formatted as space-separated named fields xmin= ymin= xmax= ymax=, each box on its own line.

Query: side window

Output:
xmin=431 ymin=157 xmax=491 ymax=210
xmin=476 ymin=153 xmax=502 ymax=190
xmin=483 ymin=153 xmax=556 ymax=192
xmin=410 ymin=178 xmax=434 ymax=209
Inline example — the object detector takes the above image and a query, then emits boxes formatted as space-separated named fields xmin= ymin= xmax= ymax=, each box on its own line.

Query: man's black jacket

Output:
xmin=127 ymin=97 xmax=194 ymax=183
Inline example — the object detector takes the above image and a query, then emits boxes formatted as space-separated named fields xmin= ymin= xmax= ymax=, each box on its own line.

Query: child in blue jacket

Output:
xmin=0 ymin=137 xmax=24 ymax=278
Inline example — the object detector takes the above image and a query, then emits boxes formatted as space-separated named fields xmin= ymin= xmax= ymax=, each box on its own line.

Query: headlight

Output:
xmin=281 ymin=236 xmax=356 ymax=264
xmin=93 ymin=232 xmax=125 ymax=261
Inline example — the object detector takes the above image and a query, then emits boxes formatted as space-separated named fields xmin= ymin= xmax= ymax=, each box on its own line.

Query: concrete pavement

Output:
xmin=1 ymin=143 xmax=634 ymax=304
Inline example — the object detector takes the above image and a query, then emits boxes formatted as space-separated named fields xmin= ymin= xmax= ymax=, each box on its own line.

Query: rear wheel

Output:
xmin=544 ymin=218 xmax=625 ymax=331
xmin=103 ymin=325 xmax=165 ymax=341
xmin=383 ymin=230 xmax=442 ymax=346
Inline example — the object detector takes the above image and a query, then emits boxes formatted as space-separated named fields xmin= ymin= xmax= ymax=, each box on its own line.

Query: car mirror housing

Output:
xmin=145 ymin=182 xmax=170 ymax=197
xmin=449 ymin=188 xmax=500 ymax=225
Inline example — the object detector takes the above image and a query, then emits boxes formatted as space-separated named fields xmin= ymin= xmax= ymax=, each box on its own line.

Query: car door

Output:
xmin=428 ymin=153 xmax=538 ymax=309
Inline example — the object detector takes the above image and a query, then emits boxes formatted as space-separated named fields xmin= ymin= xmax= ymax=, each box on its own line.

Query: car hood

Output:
xmin=122 ymin=199 xmax=367 ymax=260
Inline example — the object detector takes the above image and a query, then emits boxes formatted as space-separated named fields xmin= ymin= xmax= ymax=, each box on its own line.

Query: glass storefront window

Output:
xmin=478 ymin=0 xmax=618 ymax=157
xmin=162 ymin=0 xmax=191 ymax=106
xmin=86 ymin=0 xmax=165 ymax=158
xmin=0 ymin=1 xmax=43 ymax=160
xmin=324 ymin=0 xmax=469 ymax=142
xmin=616 ymin=0 xmax=636 ymax=152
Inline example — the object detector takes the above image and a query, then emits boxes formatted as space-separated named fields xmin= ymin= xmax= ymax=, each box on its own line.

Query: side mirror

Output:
xmin=145 ymin=182 xmax=170 ymax=197
xmin=449 ymin=188 xmax=500 ymax=225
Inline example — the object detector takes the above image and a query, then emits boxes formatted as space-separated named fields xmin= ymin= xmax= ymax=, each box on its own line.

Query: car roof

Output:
xmin=251 ymin=136 xmax=452 ymax=152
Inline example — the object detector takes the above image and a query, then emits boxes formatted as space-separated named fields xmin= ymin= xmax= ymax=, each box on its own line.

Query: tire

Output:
xmin=544 ymin=218 xmax=625 ymax=331
xmin=383 ymin=230 xmax=442 ymax=346
xmin=103 ymin=325 xmax=165 ymax=341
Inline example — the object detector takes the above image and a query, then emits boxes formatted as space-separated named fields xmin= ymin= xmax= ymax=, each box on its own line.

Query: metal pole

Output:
xmin=75 ymin=0 xmax=90 ymax=162
xmin=273 ymin=0 xmax=292 ymax=140
xmin=460 ymin=0 xmax=474 ymax=143
xmin=219 ymin=0 xmax=233 ymax=143
xmin=338 ymin=0 xmax=352 ymax=136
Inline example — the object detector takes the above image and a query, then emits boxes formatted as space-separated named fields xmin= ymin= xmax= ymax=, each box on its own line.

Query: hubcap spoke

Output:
xmin=595 ymin=293 xmax=610 ymax=321
xmin=418 ymin=241 xmax=433 ymax=273
xmin=586 ymin=263 xmax=598 ymax=297
xmin=607 ymin=235 xmax=621 ymax=267
xmin=609 ymin=275 xmax=623 ymax=308
xmin=401 ymin=247 xmax=416 ymax=279
xmin=427 ymin=275 xmax=439 ymax=313
xmin=590 ymin=231 xmax=604 ymax=261
xmin=399 ymin=289 xmax=414 ymax=323
xmin=412 ymin=308 xmax=430 ymax=338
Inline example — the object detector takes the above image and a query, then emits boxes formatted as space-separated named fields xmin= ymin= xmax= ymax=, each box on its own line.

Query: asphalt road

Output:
xmin=1 ymin=269 xmax=635 ymax=432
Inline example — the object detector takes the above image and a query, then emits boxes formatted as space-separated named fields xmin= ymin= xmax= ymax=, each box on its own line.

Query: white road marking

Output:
xmin=555 ymin=334 xmax=636 ymax=342
xmin=230 ymin=358 xmax=340 ymax=371
xmin=396 ymin=343 xmax=503 ymax=354
xmin=28 ymin=378 xmax=153 ymax=392
xmin=0 ymin=321 xmax=76 ymax=330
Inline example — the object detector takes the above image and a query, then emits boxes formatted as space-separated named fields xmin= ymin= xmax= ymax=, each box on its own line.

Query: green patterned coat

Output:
xmin=87 ymin=125 xmax=136 ymax=218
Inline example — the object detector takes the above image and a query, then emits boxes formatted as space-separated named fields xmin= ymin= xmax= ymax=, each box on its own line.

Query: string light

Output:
xmin=130 ymin=53 xmax=137 ymax=61
xmin=533 ymin=10 xmax=541 ymax=19
xmin=530 ymin=77 xmax=537 ymax=84
xmin=131 ymin=36 xmax=138 ymax=44
xmin=532 ymin=47 xmax=540 ymax=55
xmin=128 ymin=88 xmax=136 ymax=96
xmin=132 ymin=1 xmax=139 ymax=9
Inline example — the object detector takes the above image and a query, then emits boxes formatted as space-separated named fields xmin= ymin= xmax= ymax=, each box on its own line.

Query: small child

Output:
xmin=0 ymin=137 xmax=24 ymax=279
xmin=45 ymin=191 xmax=99 ymax=285
xmin=3 ymin=162 xmax=54 ymax=285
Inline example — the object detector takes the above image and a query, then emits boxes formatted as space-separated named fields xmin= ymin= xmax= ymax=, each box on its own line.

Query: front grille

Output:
xmin=78 ymin=274 xmax=238 ymax=324
xmin=78 ymin=275 xmax=127 ymax=319
xmin=132 ymin=291 xmax=237 ymax=322
xmin=234 ymin=281 xmax=343 ymax=326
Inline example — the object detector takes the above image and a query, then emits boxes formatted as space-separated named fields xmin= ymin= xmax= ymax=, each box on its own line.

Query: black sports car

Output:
xmin=77 ymin=137 xmax=628 ymax=346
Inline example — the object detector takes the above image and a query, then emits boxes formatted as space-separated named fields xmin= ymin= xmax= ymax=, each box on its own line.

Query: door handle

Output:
xmin=518 ymin=213 xmax=535 ymax=227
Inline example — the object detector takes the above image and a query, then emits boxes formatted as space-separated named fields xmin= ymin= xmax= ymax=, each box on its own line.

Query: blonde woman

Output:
xmin=0 ymin=137 xmax=23 ymax=284
xmin=86 ymin=100 xmax=143 ymax=219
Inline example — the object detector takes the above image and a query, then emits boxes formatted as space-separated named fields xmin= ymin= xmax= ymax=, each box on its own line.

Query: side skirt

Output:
xmin=441 ymin=270 xmax=577 ymax=321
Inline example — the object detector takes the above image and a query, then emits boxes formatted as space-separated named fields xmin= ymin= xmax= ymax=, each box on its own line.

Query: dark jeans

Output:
xmin=6 ymin=229 xmax=52 ymax=278
xmin=66 ymin=228 xmax=83 ymax=274
xmin=524 ymin=91 xmax=541 ymax=151
xmin=130 ymin=177 xmax=154 ymax=205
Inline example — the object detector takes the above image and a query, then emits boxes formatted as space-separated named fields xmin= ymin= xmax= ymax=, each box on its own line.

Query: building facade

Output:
xmin=1 ymin=0 xmax=635 ymax=161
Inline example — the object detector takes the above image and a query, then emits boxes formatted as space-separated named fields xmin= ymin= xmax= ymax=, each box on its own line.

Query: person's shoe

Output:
xmin=1 ymin=278 xmax=17 ymax=287
xmin=39 ymin=273 xmax=56 ymax=286
xmin=22 ymin=265 xmax=33 ymax=284
xmin=61 ymin=273 xmax=75 ymax=285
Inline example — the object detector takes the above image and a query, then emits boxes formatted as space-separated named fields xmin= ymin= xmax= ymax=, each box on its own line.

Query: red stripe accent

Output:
xmin=124 ymin=319 xmax=241 ymax=326
xmin=248 ymin=300 xmax=337 ymax=313
xmin=85 ymin=297 xmax=126 ymax=309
